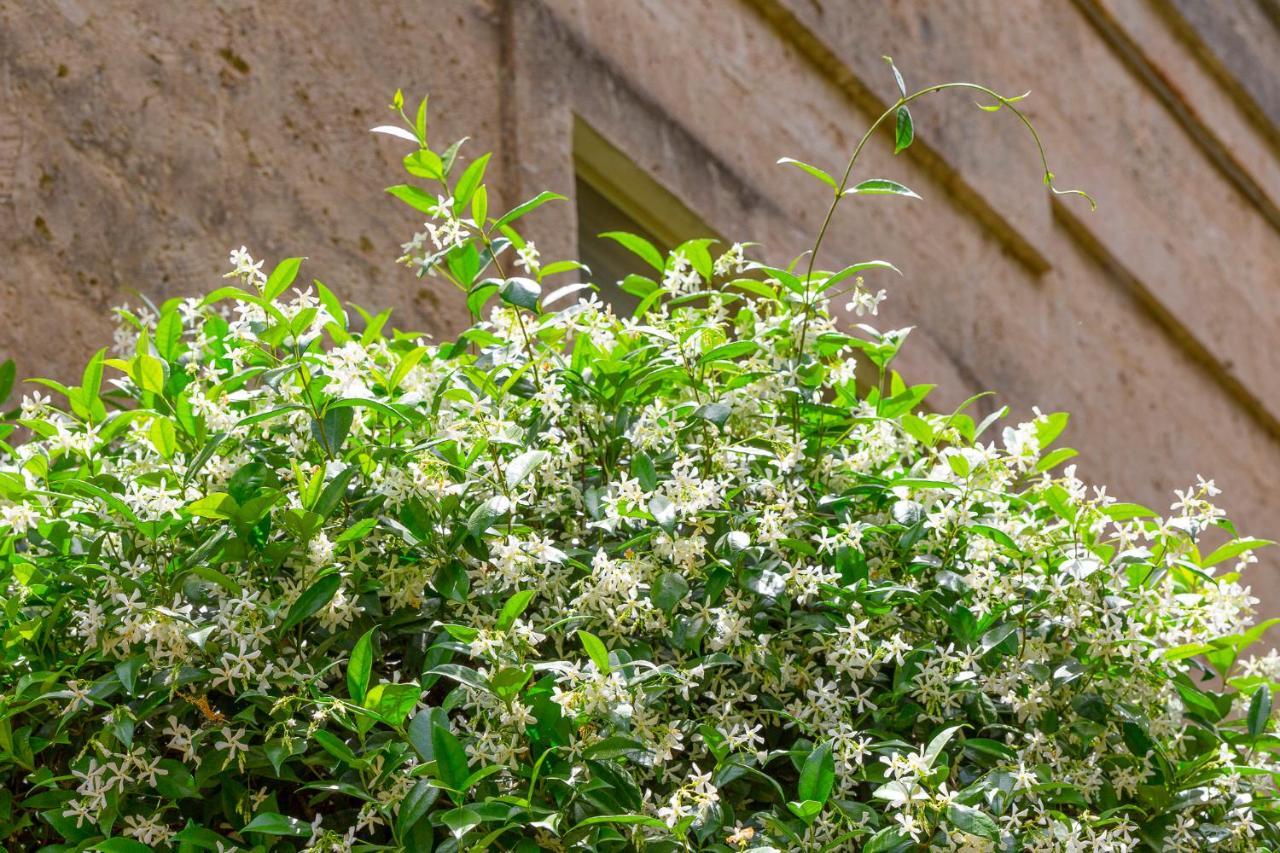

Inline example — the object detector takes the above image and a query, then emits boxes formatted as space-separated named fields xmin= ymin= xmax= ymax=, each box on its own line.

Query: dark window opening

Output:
xmin=574 ymin=176 xmax=665 ymax=313
xmin=572 ymin=118 xmax=716 ymax=313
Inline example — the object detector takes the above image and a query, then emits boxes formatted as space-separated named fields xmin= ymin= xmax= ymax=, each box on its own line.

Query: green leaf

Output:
xmin=173 ymin=824 xmax=235 ymax=849
xmin=366 ymin=682 xmax=421 ymax=727
xmin=386 ymin=184 xmax=438 ymax=215
xmin=414 ymin=94 xmax=427 ymax=139
xmin=149 ymin=417 xmax=178 ymax=460
xmin=432 ymin=723 xmax=470 ymax=792
xmin=492 ymin=191 xmax=565 ymax=231
xmin=506 ymin=449 xmax=548 ymax=489
xmin=777 ymin=157 xmax=838 ymax=191
xmin=798 ymin=740 xmax=835 ymax=805
xmin=1249 ymin=684 xmax=1272 ymax=737
xmin=947 ymin=803 xmax=1000 ymax=841
xmin=348 ymin=627 xmax=376 ymax=704
xmin=313 ymin=463 xmax=357 ymax=520
xmin=312 ymin=406 xmax=354 ymax=455
xmin=499 ymin=276 xmax=541 ymax=311
xmin=946 ymin=452 xmax=970 ymax=478
xmin=453 ymin=152 xmax=490 ymax=214
xmin=923 ymin=724 xmax=965 ymax=769
xmin=599 ymin=231 xmax=665 ymax=272
xmin=650 ymin=572 xmax=689 ymax=614
xmin=819 ymin=260 xmax=902 ymax=292
xmin=577 ymin=629 xmax=611 ymax=674
xmin=79 ymin=348 xmax=105 ymax=406
xmin=403 ymin=149 xmax=444 ymax=180
xmin=242 ymin=813 xmax=312 ymax=837
xmin=693 ymin=401 xmax=731 ymax=429
xmin=442 ymin=137 xmax=468 ymax=175
xmin=787 ymin=798 xmax=823 ymax=824
xmin=467 ymin=278 xmax=500 ymax=317
xmin=468 ymin=494 xmax=512 ymax=538
xmin=280 ymin=571 xmax=341 ymax=633
xmin=397 ymin=778 xmax=438 ymax=839
xmin=408 ymin=709 xmax=445 ymax=762
xmin=95 ymin=839 xmax=153 ymax=853
xmin=1036 ymin=447 xmax=1078 ymax=472
xmin=1102 ymin=502 xmax=1158 ymax=521
xmin=496 ymin=589 xmax=537 ymax=631
xmin=0 ymin=358 xmax=14 ymax=407
xmin=619 ymin=273 xmax=659 ymax=298
xmin=388 ymin=345 xmax=430 ymax=392
xmin=632 ymin=452 xmax=658 ymax=491
xmin=155 ymin=311 xmax=183 ymax=361
xmin=698 ymin=340 xmax=759 ymax=365
xmin=326 ymin=396 xmax=409 ymax=423
xmin=584 ymin=735 xmax=649 ymax=759
xmin=426 ymin=663 xmax=489 ymax=693
xmin=133 ymin=352 xmax=167 ymax=395
xmin=236 ymin=404 xmax=306 ymax=428
xmin=863 ymin=826 xmax=911 ymax=853
xmin=187 ymin=492 xmax=240 ymax=520
xmin=564 ymin=813 xmax=668 ymax=842
xmin=154 ymin=759 xmax=197 ymax=800
xmin=1035 ymin=411 xmax=1070 ymax=447
xmin=900 ymin=413 xmax=934 ymax=446
xmin=847 ymin=179 xmax=920 ymax=199
xmin=264 ymin=257 xmax=304 ymax=301
xmin=313 ymin=729 xmax=362 ymax=766
xmin=894 ymin=106 xmax=914 ymax=154
xmin=441 ymin=806 xmax=481 ymax=839
xmin=1203 ymin=538 xmax=1273 ymax=569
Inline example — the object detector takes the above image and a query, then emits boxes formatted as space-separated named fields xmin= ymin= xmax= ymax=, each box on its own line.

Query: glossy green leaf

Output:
xmin=348 ymin=627 xmax=376 ymax=704
xmin=777 ymin=157 xmax=838 ymax=191
xmin=279 ymin=571 xmax=341 ymax=633
xmin=894 ymin=105 xmax=914 ymax=153
xmin=847 ymin=178 xmax=920 ymax=199
xmin=577 ymin=629 xmax=611 ymax=674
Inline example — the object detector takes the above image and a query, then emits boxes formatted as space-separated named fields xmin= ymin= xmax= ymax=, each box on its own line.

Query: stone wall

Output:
xmin=2 ymin=0 xmax=1279 ymax=605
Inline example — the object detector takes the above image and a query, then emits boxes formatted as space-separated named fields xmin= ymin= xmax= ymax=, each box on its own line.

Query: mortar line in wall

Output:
xmin=743 ymin=0 xmax=1053 ymax=277
xmin=1050 ymin=196 xmax=1280 ymax=448
xmin=1143 ymin=0 xmax=1280 ymax=161
xmin=1070 ymin=0 xmax=1280 ymax=237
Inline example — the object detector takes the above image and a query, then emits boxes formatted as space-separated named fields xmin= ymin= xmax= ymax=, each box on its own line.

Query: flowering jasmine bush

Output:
xmin=2 ymin=68 xmax=1280 ymax=852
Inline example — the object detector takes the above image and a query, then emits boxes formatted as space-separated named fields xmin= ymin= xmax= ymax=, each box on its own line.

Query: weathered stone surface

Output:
xmin=0 ymin=0 xmax=504 ymax=381
xmin=1 ymin=0 xmax=1278 ymax=608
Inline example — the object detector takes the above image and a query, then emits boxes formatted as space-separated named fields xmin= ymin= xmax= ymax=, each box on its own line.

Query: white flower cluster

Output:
xmin=1 ymin=208 xmax=1277 ymax=850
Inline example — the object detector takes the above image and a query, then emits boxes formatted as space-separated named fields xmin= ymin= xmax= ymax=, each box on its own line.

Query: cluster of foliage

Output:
xmin=2 ymin=65 xmax=1280 ymax=852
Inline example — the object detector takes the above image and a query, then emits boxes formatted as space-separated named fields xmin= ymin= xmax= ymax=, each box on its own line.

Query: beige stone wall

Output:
xmin=2 ymin=1 xmax=1279 ymax=604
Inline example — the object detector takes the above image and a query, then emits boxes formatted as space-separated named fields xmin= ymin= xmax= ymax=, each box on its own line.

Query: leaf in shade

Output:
xmin=431 ymin=723 xmax=470 ymax=792
xmin=1249 ymin=684 xmax=1272 ymax=737
xmin=798 ymin=740 xmax=835 ymax=805
xmin=242 ymin=812 xmax=312 ymax=837
xmin=499 ymin=277 xmax=541 ymax=311
xmin=279 ymin=572 xmax=341 ymax=633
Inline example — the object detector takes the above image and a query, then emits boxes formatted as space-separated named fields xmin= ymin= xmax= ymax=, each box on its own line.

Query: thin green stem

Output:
xmin=795 ymin=82 xmax=1091 ymax=361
